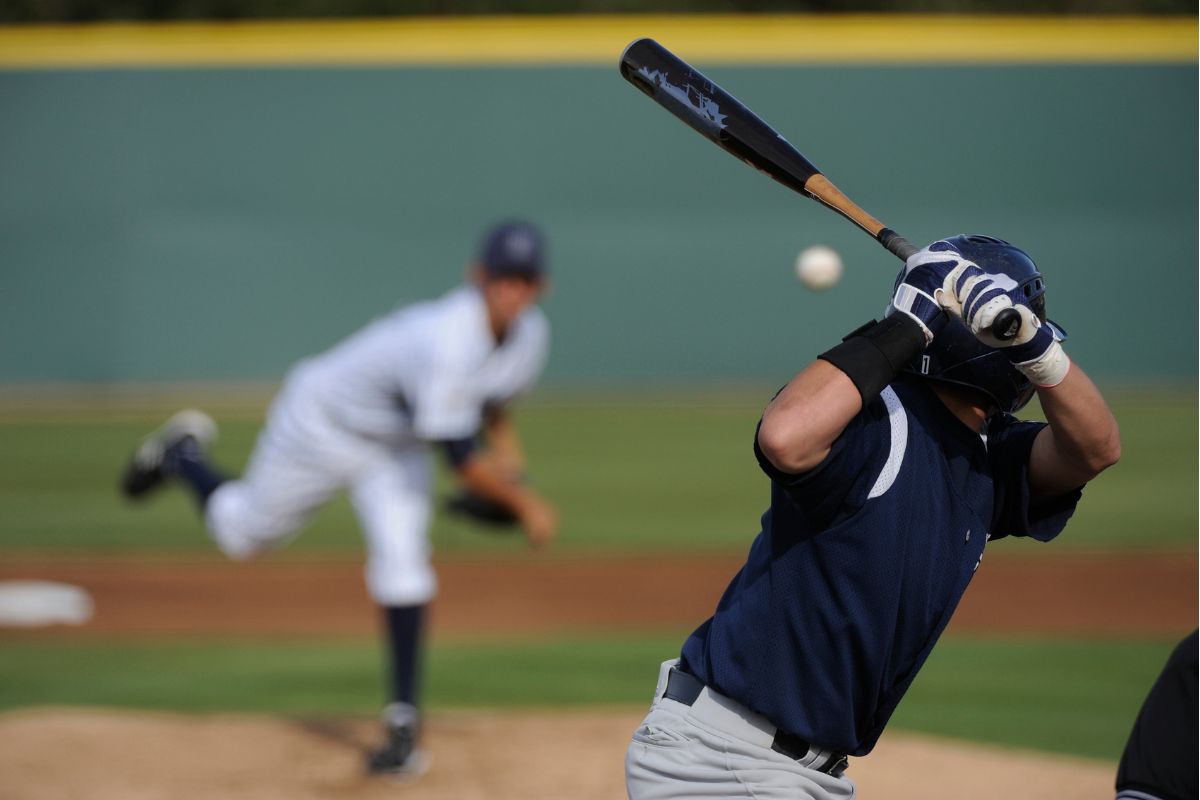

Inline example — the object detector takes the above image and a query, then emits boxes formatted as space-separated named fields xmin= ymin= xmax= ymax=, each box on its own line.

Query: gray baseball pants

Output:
xmin=625 ymin=660 xmax=856 ymax=800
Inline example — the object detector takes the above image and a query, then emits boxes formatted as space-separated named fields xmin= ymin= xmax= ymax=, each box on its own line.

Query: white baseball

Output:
xmin=795 ymin=245 xmax=843 ymax=291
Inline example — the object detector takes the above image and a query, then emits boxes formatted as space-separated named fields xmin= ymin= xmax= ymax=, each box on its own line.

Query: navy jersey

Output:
xmin=678 ymin=375 xmax=1082 ymax=757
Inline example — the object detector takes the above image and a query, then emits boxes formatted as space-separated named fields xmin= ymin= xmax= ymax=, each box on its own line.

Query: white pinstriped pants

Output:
xmin=204 ymin=372 xmax=437 ymax=607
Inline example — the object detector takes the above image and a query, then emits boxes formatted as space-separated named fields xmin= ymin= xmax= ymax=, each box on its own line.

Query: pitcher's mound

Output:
xmin=0 ymin=707 xmax=1112 ymax=800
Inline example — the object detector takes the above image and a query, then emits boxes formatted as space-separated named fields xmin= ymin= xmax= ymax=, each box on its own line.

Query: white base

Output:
xmin=0 ymin=580 xmax=93 ymax=627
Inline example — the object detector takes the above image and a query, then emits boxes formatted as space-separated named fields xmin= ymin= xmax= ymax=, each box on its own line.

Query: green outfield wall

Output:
xmin=1 ymin=20 xmax=1195 ymax=385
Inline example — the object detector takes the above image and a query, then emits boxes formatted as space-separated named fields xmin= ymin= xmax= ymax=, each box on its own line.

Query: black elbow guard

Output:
xmin=818 ymin=315 xmax=926 ymax=404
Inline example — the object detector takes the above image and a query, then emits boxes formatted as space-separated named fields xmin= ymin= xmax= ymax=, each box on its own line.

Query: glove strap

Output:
xmin=1014 ymin=340 xmax=1071 ymax=388
xmin=891 ymin=284 xmax=944 ymax=343
xmin=819 ymin=315 xmax=926 ymax=405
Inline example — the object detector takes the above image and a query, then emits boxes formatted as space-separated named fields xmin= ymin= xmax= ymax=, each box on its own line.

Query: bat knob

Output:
xmin=990 ymin=308 xmax=1022 ymax=342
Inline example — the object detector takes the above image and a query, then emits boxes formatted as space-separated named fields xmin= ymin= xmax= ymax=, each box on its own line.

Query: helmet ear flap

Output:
xmin=914 ymin=323 xmax=1035 ymax=413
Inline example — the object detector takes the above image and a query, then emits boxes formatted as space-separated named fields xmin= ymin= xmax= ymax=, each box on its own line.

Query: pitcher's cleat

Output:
xmin=120 ymin=409 xmax=217 ymax=499
xmin=367 ymin=746 xmax=430 ymax=782
xmin=366 ymin=702 xmax=429 ymax=780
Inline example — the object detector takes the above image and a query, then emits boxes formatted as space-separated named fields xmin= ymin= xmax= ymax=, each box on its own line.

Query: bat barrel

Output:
xmin=620 ymin=39 xmax=1022 ymax=342
xmin=619 ymin=38 xmax=822 ymax=196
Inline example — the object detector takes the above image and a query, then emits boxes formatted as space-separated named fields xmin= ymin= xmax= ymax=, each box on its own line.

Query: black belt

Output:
xmin=663 ymin=667 xmax=849 ymax=776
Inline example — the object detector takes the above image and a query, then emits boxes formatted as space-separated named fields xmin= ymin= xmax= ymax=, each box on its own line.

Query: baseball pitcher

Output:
xmin=122 ymin=220 xmax=555 ymax=777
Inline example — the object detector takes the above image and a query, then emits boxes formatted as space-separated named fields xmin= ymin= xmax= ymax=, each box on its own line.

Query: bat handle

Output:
xmin=989 ymin=308 xmax=1022 ymax=342
xmin=876 ymin=227 xmax=1023 ymax=343
xmin=877 ymin=228 xmax=918 ymax=261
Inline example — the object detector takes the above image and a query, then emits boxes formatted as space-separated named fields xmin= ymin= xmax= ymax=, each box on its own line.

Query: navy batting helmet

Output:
xmin=901 ymin=234 xmax=1067 ymax=413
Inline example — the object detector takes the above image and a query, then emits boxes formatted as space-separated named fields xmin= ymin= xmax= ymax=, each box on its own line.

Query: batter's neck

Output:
xmin=928 ymin=383 xmax=991 ymax=434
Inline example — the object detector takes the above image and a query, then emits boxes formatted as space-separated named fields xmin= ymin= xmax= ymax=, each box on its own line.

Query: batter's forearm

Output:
xmin=758 ymin=361 xmax=862 ymax=475
xmin=1029 ymin=363 xmax=1120 ymax=496
xmin=759 ymin=305 xmax=930 ymax=476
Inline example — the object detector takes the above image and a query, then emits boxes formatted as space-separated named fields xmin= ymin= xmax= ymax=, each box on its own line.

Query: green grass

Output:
xmin=0 ymin=632 xmax=1177 ymax=762
xmin=0 ymin=632 xmax=688 ymax=715
xmin=0 ymin=391 xmax=1186 ymax=766
xmin=0 ymin=389 xmax=1194 ymax=555
xmin=893 ymin=635 xmax=1176 ymax=761
xmin=1026 ymin=391 xmax=1199 ymax=548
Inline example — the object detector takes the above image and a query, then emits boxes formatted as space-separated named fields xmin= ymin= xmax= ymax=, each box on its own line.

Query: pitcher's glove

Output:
xmin=445 ymin=490 xmax=520 ymax=529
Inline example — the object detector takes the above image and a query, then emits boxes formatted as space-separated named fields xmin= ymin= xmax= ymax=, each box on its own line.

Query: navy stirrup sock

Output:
xmin=163 ymin=438 xmax=226 ymax=507
xmin=383 ymin=604 xmax=426 ymax=707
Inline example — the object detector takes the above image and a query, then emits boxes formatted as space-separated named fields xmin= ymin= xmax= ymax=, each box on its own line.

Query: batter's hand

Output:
xmin=891 ymin=244 xmax=958 ymax=342
xmin=917 ymin=239 xmax=1070 ymax=388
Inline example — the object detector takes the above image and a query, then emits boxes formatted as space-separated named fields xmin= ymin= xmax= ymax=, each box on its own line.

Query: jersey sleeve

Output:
xmin=487 ymin=309 xmax=550 ymax=406
xmin=406 ymin=325 xmax=486 ymax=442
xmin=409 ymin=371 xmax=484 ymax=441
xmin=987 ymin=414 xmax=1083 ymax=542
xmin=753 ymin=393 xmax=892 ymax=530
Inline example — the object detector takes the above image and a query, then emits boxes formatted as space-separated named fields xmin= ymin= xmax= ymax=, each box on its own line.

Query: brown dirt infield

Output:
xmin=0 ymin=706 xmax=1116 ymax=800
xmin=0 ymin=549 xmax=1193 ymax=638
xmin=2 ymin=550 xmax=1185 ymax=799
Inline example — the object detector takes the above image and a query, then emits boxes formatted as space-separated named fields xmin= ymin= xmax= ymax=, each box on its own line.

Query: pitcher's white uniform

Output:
xmin=206 ymin=284 xmax=549 ymax=605
xmin=120 ymin=219 xmax=554 ymax=778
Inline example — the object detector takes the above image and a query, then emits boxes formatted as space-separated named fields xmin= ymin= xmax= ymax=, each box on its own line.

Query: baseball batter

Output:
xmin=121 ymin=220 xmax=555 ymax=777
xmin=625 ymin=235 xmax=1121 ymax=799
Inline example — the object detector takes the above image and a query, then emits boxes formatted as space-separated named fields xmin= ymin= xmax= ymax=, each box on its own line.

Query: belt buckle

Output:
xmin=771 ymin=730 xmax=847 ymax=776
xmin=663 ymin=667 xmax=703 ymax=706
xmin=769 ymin=729 xmax=812 ymax=761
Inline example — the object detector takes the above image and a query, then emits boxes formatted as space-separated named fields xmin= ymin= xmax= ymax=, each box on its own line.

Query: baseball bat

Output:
xmin=618 ymin=37 xmax=1021 ymax=342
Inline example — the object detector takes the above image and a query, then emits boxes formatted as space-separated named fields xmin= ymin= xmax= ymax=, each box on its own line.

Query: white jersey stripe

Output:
xmin=867 ymin=386 xmax=907 ymax=499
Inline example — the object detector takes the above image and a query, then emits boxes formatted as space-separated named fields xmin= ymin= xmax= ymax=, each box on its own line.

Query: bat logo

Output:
xmin=635 ymin=67 xmax=727 ymax=135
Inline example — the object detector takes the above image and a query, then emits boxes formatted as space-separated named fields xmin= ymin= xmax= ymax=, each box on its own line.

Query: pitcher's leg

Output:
xmin=350 ymin=450 xmax=435 ymax=776
xmin=204 ymin=423 xmax=341 ymax=559
xmin=122 ymin=408 xmax=337 ymax=558
xmin=349 ymin=450 xmax=436 ymax=606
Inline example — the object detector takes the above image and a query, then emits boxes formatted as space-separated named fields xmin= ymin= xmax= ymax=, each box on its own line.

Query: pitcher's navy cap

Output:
xmin=479 ymin=221 xmax=546 ymax=278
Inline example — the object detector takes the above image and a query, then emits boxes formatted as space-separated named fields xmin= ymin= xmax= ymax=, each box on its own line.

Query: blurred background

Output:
xmin=0 ymin=3 xmax=1195 ymax=799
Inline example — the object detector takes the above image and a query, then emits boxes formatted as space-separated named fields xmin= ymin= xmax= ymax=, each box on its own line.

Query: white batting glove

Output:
xmin=891 ymin=245 xmax=961 ymax=343
xmin=916 ymin=240 xmax=1071 ymax=388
